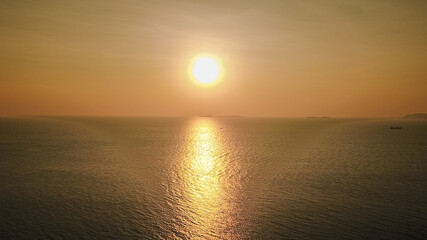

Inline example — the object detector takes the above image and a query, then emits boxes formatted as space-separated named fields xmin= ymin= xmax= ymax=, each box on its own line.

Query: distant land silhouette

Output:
xmin=403 ymin=113 xmax=427 ymax=119
xmin=198 ymin=115 xmax=244 ymax=118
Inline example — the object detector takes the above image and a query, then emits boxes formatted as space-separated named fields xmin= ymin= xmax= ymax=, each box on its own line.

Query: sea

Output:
xmin=0 ymin=117 xmax=426 ymax=239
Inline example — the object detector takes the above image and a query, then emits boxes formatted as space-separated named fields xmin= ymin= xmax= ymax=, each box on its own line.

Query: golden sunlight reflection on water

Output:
xmin=167 ymin=118 xmax=243 ymax=239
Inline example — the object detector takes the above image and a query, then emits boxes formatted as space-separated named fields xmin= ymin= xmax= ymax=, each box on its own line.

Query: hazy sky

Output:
xmin=1 ymin=0 xmax=426 ymax=117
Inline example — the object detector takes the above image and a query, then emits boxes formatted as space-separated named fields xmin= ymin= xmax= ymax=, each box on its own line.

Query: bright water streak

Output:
xmin=0 ymin=117 xmax=426 ymax=239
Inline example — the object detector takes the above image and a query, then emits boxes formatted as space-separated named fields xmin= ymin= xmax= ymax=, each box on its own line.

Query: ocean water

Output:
xmin=0 ymin=117 xmax=426 ymax=239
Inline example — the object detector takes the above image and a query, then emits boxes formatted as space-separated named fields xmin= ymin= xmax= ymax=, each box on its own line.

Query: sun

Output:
xmin=192 ymin=57 xmax=219 ymax=84
xmin=189 ymin=54 xmax=223 ymax=86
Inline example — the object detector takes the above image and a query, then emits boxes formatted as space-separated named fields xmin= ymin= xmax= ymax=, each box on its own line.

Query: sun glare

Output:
xmin=189 ymin=55 xmax=223 ymax=86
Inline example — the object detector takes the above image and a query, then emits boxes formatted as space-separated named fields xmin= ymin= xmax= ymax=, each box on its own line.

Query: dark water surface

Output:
xmin=1 ymin=117 xmax=426 ymax=239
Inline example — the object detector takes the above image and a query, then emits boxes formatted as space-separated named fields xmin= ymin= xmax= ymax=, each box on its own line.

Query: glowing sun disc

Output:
xmin=191 ymin=56 xmax=221 ymax=84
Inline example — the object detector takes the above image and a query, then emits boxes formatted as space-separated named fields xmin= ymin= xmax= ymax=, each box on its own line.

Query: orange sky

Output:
xmin=1 ymin=0 xmax=426 ymax=117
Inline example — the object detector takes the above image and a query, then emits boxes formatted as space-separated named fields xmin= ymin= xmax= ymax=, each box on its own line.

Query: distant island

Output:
xmin=306 ymin=116 xmax=330 ymax=119
xmin=198 ymin=115 xmax=244 ymax=118
xmin=403 ymin=113 xmax=427 ymax=119
xmin=217 ymin=115 xmax=245 ymax=118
